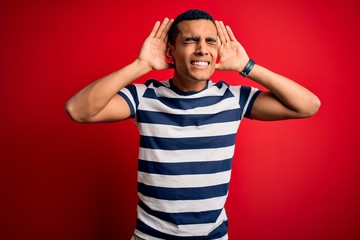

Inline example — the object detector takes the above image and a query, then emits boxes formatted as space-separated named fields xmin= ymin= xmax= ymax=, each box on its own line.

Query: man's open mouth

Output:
xmin=191 ymin=61 xmax=210 ymax=67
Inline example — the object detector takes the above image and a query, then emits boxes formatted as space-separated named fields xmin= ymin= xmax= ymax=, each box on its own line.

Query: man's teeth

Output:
xmin=192 ymin=61 xmax=209 ymax=66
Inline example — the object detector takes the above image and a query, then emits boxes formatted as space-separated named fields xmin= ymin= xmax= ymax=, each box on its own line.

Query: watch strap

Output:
xmin=240 ymin=59 xmax=255 ymax=77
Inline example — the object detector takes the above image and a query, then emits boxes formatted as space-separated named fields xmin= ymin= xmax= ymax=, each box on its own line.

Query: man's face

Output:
xmin=168 ymin=20 xmax=218 ymax=83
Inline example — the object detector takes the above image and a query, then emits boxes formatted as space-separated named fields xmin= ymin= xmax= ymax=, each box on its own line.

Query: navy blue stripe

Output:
xmin=138 ymin=200 xmax=222 ymax=225
xmin=124 ymin=85 xmax=139 ymax=108
xmin=140 ymin=134 xmax=236 ymax=150
xmin=244 ymin=90 xmax=262 ymax=118
xmin=137 ymin=108 xmax=241 ymax=126
xmin=145 ymin=79 xmax=166 ymax=88
xmin=138 ymin=183 xmax=229 ymax=200
xmin=138 ymin=159 xmax=232 ymax=175
xmin=117 ymin=91 xmax=135 ymax=118
xmin=214 ymin=80 xmax=229 ymax=88
xmin=239 ymin=86 xmax=251 ymax=119
xmin=136 ymin=218 xmax=228 ymax=239
xmin=143 ymin=88 xmax=235 ymax=110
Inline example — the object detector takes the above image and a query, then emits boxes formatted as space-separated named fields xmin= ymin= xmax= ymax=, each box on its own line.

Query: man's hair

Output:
xmin=168 ymin=9 xmax=215 ymax=45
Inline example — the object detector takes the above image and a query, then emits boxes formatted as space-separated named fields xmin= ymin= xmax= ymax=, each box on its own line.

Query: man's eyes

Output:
xmin=206 ymin=38 xmax=217 ymax=44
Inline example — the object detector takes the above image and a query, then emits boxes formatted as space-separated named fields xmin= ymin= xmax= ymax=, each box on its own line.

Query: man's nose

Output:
xmin=195 ymin=39 xmax=209 ymax=55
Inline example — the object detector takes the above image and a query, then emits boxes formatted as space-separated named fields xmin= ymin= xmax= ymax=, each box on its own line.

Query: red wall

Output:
xmin=1 ymin=0 xmax=359 ymax=239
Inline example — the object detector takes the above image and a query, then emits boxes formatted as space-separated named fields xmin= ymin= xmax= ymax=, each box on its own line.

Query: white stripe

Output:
xmin=137 ymin=206 xmax=228 ymax=237
xmin=135 ymin=229 xmax=228 ymax=240
xmin=138 ymin=96 xmax=240 ymax=115
xmin=138 ymin=193 xmax=228 ymax=213
xmin=148 ymin=80 xmax=229 ymax=99
xmin=139 ymin=146 xmax=235 ymax=163
xmin=134 ymin=83 xmax=147 ymax=99
xmin=138 ymin=170 xmax=231 ymax=188
xmin=134 ymin=230 xmax=164 ymax=240
xmin=138 ymin=121 xmax=240 ymax=138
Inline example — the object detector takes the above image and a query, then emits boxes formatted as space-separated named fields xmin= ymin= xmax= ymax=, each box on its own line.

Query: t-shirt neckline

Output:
xmin=169 ymin=78 xmax=210 ymax=96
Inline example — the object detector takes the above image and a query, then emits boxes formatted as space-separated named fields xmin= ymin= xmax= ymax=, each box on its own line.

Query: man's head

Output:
xmin=167 ymin=10 xmax=218 ymax=88
xmin=168 ymin=9 xmax=216 ymax=46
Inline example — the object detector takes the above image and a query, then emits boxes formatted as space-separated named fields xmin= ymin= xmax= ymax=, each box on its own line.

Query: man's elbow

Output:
xmin=302 ymin=96 xmax=321 ymax=118
xmin=65 ymin=100 xmax=87 ymax=123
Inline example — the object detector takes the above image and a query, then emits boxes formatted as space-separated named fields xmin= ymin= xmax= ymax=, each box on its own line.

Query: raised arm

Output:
xmin=65 ymin=18 xmax=174 ymax=123
xmin=215 ymin=20 xmax=320 ymax=121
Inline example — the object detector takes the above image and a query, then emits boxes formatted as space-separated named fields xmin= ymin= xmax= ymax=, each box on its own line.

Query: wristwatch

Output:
xmin=240 ymin=59 xmax=255 ymax=77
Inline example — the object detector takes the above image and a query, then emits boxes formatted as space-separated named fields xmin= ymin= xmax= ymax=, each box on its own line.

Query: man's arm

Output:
xmin=247 ymin=65 xmax=320 ymax=120
xmin=215 ymin=21 xmax=320 ymax=121
xmin=65 ymin=18 xmax=174 ymax=123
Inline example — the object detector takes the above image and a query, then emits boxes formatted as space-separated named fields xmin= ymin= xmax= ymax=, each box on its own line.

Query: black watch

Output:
xmin=240 ymin=59 xmax=255 ymax=77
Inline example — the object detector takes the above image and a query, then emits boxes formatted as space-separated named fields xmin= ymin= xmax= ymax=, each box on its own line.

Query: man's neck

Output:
xmin=171 ymin=75 xmax=208 ymax=93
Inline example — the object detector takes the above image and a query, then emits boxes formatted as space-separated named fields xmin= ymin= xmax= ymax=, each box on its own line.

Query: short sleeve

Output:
xmin=118 ymin=84 xmax=147 ymax=119
xmin=239 ymin=86 xmax=262 ymax=119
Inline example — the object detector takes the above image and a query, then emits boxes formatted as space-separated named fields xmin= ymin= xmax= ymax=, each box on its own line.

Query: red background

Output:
xmin=1 ymin=0 xmax=359 ymax=239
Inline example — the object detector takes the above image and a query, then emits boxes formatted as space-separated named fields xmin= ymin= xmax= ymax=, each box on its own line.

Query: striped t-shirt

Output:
xmin=119 ymin=79 xmax=261 ymax=239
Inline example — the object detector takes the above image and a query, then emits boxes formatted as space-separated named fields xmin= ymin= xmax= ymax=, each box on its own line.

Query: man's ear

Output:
xmin=166 ymin=43 xmax=174 ymax=63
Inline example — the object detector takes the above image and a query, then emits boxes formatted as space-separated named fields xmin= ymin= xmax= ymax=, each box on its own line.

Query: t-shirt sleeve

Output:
xmin=117 ymin=84 xmax=147 ymax=119
xmin=239 ymin=86 xmax=262 ymax=119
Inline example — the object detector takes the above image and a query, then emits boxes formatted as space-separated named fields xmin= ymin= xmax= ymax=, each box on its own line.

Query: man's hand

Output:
xmin=215 ymin=20 xmax=249 ymax=72
xmin=138 ymin=18 xmax=174 ymax=70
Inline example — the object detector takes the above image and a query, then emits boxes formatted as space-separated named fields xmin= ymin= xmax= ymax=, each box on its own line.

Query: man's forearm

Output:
xmin=248 ymin=64 xmax=320 ymax=116
xmin=66 ymin=59 xmax=151 ymax=121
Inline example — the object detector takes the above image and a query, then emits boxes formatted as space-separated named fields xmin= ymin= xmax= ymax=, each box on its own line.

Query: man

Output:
xmin=66 ymin=9 xmax=320 ymax=240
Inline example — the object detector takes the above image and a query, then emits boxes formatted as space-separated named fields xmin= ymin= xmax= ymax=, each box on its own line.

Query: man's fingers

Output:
xmin=149 ymin=21 xmax=161 ymax=38
xmin=159 ymin=18 xmax=174 ymax=41
xmin=154 ymin=18 xmax=170 ymax=39
xmin=154 ymin=18 xmax=168 ymax=38
xmin=216 ymin=21 xmax=236 ymax=44
xmin=149 ymin=18 xmax=174 ymax=41
xmin=226 ymin=25 xmax=237 ymax=41
xmin=215 ymin=21 xmax=226 ymax=44
xmin=219 ymin=21 xmax=231 ymax=43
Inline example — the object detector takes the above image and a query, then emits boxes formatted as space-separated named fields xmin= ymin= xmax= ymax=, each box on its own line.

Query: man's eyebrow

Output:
xmin=184 ymin=36 xmax=217 ymax=42
xmin=206 ymin=37 xmax=217 ymax=42
xmin=184 ymin=36 xmax=200 ymax=41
